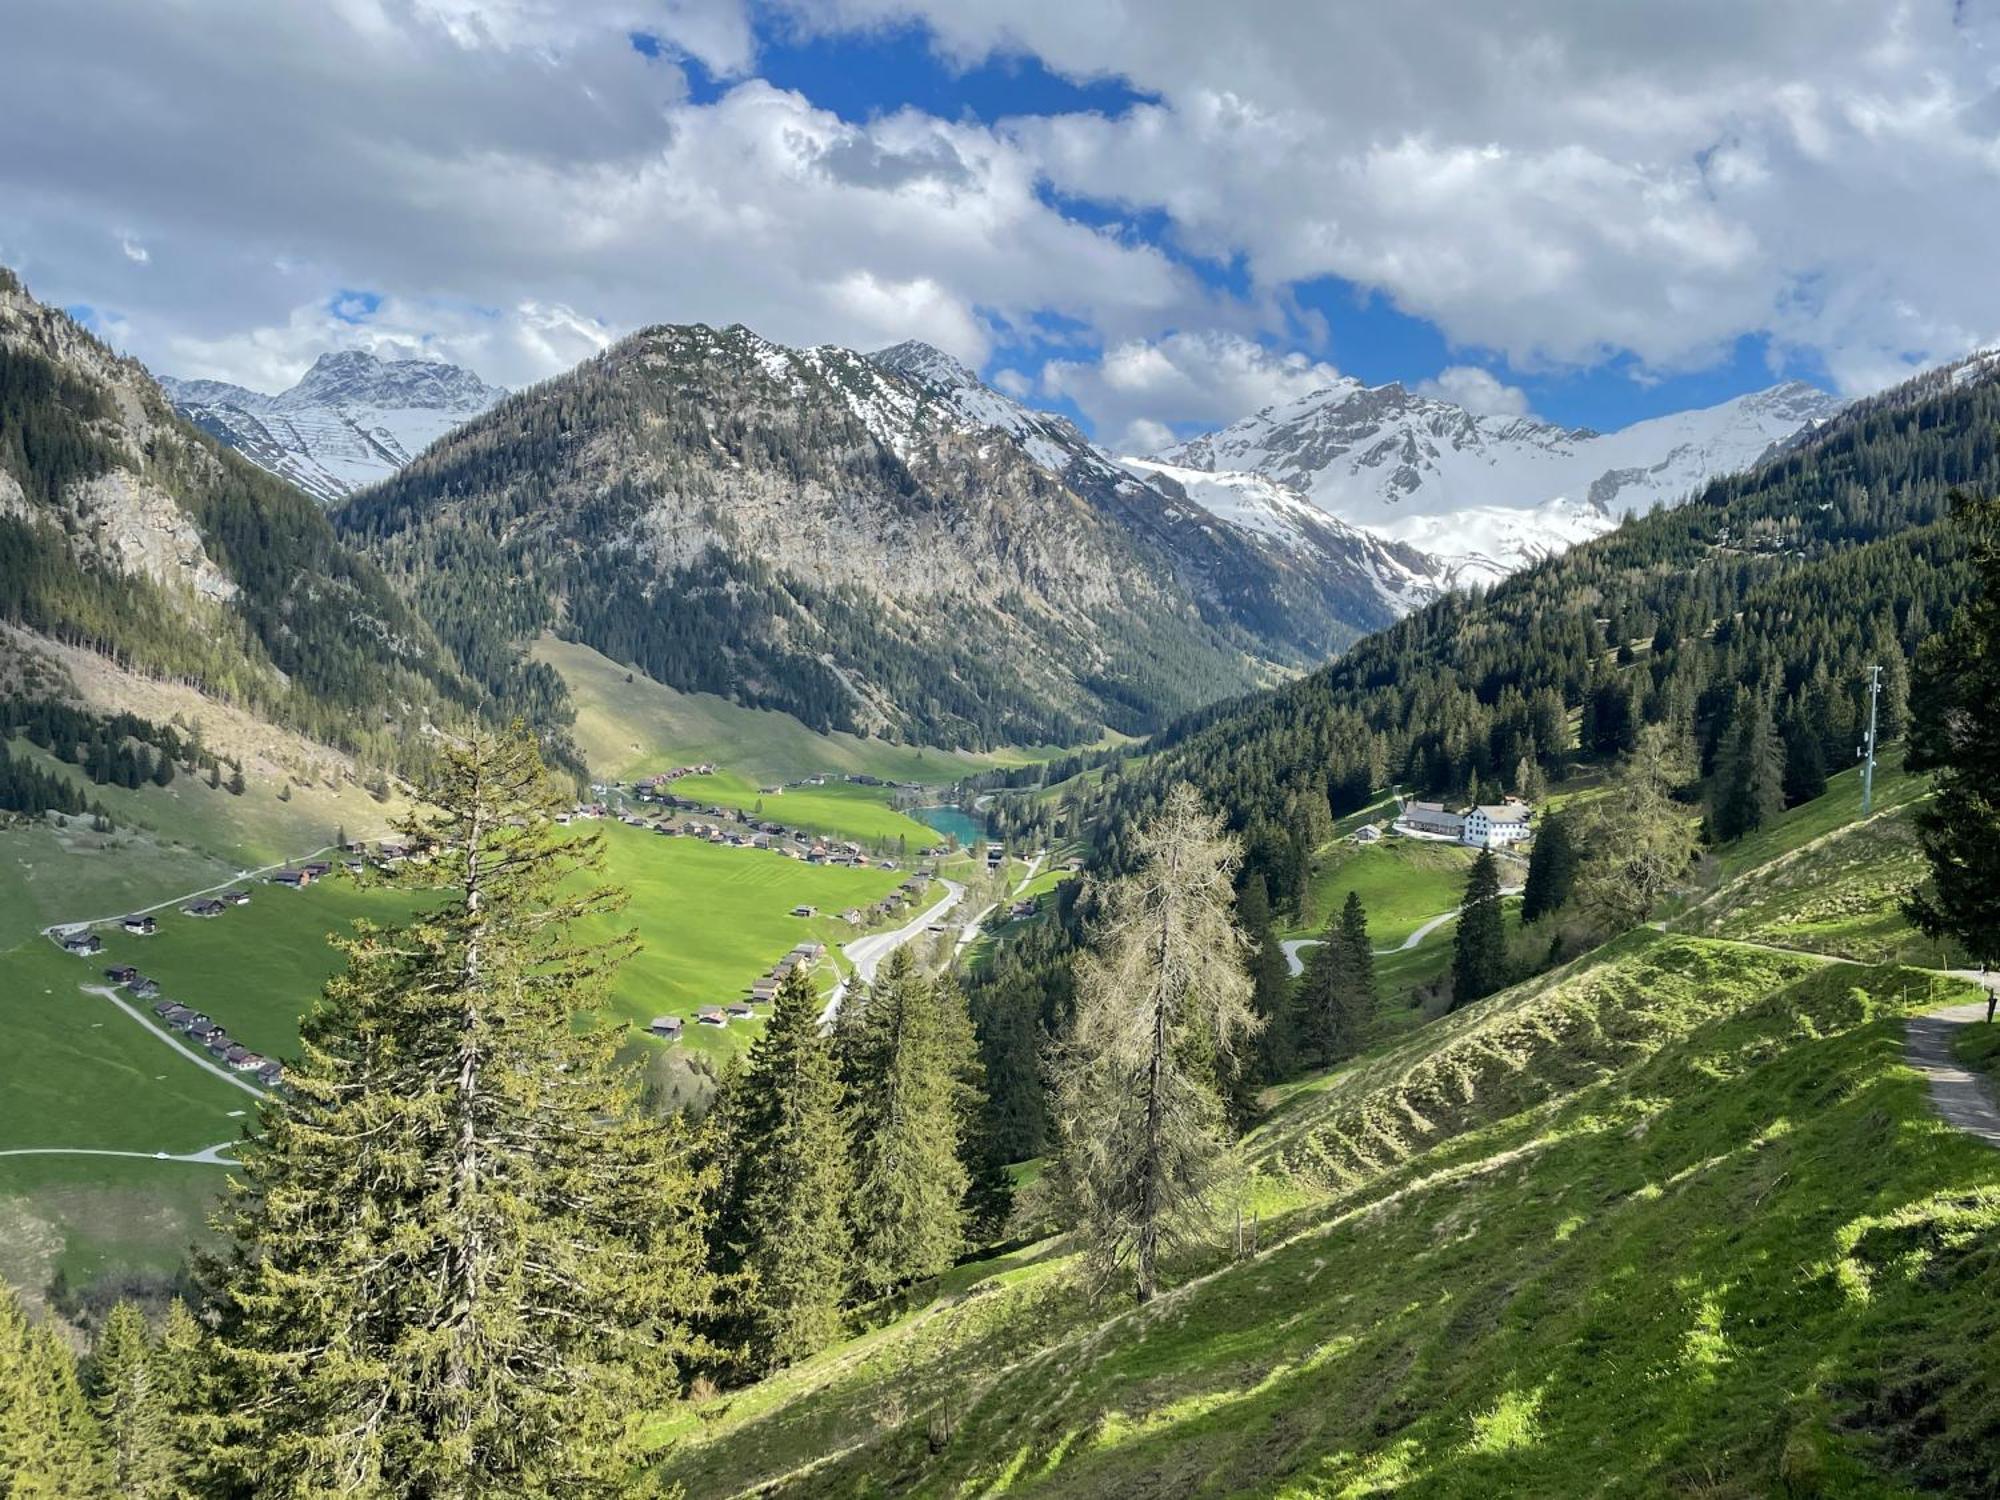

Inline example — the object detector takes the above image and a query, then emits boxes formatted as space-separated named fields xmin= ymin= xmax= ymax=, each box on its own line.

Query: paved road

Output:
xmin=83 ymin=984 xmax=268 ymax=1099
xmin=1281 ymin=885 xmax=1524 ymax=976
xmin=821 ymin=879 xmax=965 ymax=1024
xmin=0 ymin=1141 xmax=238 ymax=1165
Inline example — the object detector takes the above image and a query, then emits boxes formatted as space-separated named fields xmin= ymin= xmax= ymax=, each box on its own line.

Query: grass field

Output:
xmin=651 ymin=935 xmax=2000 ymax=1498
xmin=0 ymin=816 xmax=912 ymax=1292
xmin=1711 ymin=746 xmax=1925 ymax=879
xmin=538 ymin=636 xmax=1060 ymax=786
xmin=665 ymin=768 xmax=939 ymax=848
xmin=1282 ymin=838 xmax=1484 ymax=945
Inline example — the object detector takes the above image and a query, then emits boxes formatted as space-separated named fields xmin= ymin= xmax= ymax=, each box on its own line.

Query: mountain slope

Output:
xmin=656 ymin=934 xmax=2000 ymax=1496
xmin=336 ymin=325 xmax=1439 ymax=752
xmin=868 ymin=342 xmax=1447 ymax=640
xmin=0 ymin=267 xmax=483 ymax=769
xmin=1121 ymin=349 xmax=1999 ymax=870
xmin=163 ymin=350 xmax=505 ymax=504
xmin=1163 ymin=377 xmax=1846 ymax=581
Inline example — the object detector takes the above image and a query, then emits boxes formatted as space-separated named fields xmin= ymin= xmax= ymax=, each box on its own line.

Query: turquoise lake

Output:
xmin=909 ymin=805 xmax=984 ymax=848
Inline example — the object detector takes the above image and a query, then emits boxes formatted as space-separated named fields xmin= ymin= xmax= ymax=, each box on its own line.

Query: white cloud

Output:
xmin=799 ymin=0 xmax=2000 ymax=393
xmin=118 ymin=236 xmax=149 ymax=265
xmin=1041 ymin=330 xmax=1348 ymax=452
xmin=1416 ymin=365 xmax=1533 ymax=419
xmin=0 ymin=2 xmax=1197 ymax=391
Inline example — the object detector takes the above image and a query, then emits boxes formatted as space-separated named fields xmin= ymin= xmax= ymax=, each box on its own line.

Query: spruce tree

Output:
xmin=736 ymin=968 xmax=854 ymax=1368
xmin=1294 ymin=914 xmax=1356 ymax=1068
xmin=1238 ymin=879 xmax=1294 ymax=1082
xmin=1450 ymin=848 xmax=1507 ymax=1009
xmin=1905 ymin=492 xmax=2000 ymax=967
xmin=203 ymin=729 xmax=715 ymax=1498
xmin=89 ymin=1300 xmax=170 ymax=1499
xmin=846 ymin=948 xmax=977 ymax=1299
xmin=1519 ymin=809 xmax=1578 ymax=923
xmin=0 ymin=1284 xmax=110 ymax=1497
xmin=151 ymin=1298 xmax=217 ymax=1498
xmin=1710 ymin=687 xmax=1785 ymax=841
xmin=1048 ymin=784 xmax=1258 ymax=1302
xmin=1338 ymin=890 xmax=1376 ymax=1023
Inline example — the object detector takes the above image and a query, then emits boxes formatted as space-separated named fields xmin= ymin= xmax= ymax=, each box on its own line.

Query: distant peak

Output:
xmin=869 ymin=340 xmax=979 ymax=391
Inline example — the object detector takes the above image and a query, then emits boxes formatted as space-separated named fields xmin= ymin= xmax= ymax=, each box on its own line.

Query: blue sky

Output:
xmin=7 ymin=1 xmax=1994 ymax=447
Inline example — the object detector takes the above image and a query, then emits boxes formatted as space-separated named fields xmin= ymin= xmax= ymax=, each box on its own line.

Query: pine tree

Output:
xmin=1338 ymin=890 xmax=1376 ymax=1023
xmin=202 ymin=729 xmax=715 ymax=1498
xmin=1295 ymin=912 xmax=1359 ymax=1068
xmin=846 ymin=948 xmax=977 ymax=1299
xmin=1519 ymin=809 xmax=1578 ymax=923
xmin=89 ymin=1300 xmax=171 ymax=1499
xmin=1238 ymin=880 xmax=1294 ymax=1083
xmin=736 ymin=968 xmax=854 ymax=1368
xmin=1779 ymin=697 xmax=1828 ymax=805
xmin=1450 ymin=848 xmax=1506 ymax=1009
xmin=1573 ymin=727 xmax=1699 ymax=931
xmin=0 ymin=1284 xmax=110 ymax=1497
xmin=1906 ymin=492 xmax=2000 ymax=966
xmin=150 ymin=1298 xmax=217 ymax=1497
xmin=1048 ymin=784 xmax=1258 ymax=1302
xmin=1710 ymin=687 xmax=1786 ymax=841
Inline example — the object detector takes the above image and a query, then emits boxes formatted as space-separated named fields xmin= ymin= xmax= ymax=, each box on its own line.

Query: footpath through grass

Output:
xmin=654 ymin=935 xmax=2000 ymax=1498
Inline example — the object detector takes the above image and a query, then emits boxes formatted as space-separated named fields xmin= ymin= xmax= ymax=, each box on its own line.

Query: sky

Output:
xmin=6 ymin=0 xmax=2000 ymax=450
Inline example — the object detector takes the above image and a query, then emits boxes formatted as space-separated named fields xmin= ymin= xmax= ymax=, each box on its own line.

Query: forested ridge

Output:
xmin=0 ymin=270 xmax=500 ymax=776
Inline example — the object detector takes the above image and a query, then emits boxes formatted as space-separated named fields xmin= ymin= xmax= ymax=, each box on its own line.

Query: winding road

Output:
xmin=1281 ymin=885 xmax=1524 ymax=976
xmin=820 ymin=878 xmax=965 ymax=1024
xmin=1906 ymin=993 xmax=2000 ymax=1149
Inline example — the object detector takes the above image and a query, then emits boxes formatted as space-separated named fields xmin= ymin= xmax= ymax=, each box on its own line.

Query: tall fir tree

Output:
xmin=1337 ymin=890 xmax=1377 ymax=1025
xmin=202 ymin=729 xmax=716 ymax=1498
xmin=1779 ymin=695 xmax=1829 ymax=805
xmin=1238 ymin=879 xmax=1295 ymax=1084
xmin=1048 ymin=784 xmax=1258 ymax=1302
xmin=1710 ymin=686 xmax=1786 ymax=841
xmin=735 ymin=968 xmax=855 ymax=1368
xmin=846 ymin=948 xmax=977 ymax=1299
xmin=1519 ymin=809 xmax=1578 ymax=923
xmin=1905 ymin=492 xmax=2000 ymax=967
xmin=1450 ymin=848 xmax=1507 ymax=1009
xmin=88 ymin=1301 xmax=171 ymax=1499
xmin=0 ymin=1284 xmax=110 ymax=1498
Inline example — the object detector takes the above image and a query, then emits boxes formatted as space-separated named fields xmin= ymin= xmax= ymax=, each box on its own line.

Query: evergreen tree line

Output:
xmin=0 ymin=731 xmax=1009 ymax=1494
xmin=701 ymin=946 xmax=1004 ymax=1373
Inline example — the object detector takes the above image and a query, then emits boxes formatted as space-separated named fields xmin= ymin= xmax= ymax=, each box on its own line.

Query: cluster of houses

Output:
xmin=647 ymin=939 xmax=828 ymax=1039
xmin=836 ymin=873 xmax=934 ymax=929
xmin=613 ymin=801 xmax=937 ymax=871
xmin=1390 ymin=796 xmax=1536 ymax=849
xmin=101 ymin=965 xmax=284 ymax=1088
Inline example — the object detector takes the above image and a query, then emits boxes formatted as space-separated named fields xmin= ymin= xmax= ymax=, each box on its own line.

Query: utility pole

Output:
xmin=1858 ymin=664 xmax=1882 ymax=815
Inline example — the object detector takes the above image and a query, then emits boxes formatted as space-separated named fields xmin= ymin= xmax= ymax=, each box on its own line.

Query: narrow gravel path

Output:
xmin=1906 ymin=998 xmax=2000 ymax=1149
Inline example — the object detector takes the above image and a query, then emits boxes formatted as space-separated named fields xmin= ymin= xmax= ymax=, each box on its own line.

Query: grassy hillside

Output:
xmin=651 ymin=935 xmax=2000 ymax=1497
xmin=1283 ymin=839 xmax=1483 ymax=945
xmin=538 ymin=636 xmax=1053 ymax=786
xmin=666 ymin=768 xmax=938 ymax=848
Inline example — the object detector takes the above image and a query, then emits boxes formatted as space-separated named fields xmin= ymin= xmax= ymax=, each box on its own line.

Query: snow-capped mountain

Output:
xmin=161 ymin=350 xmax=506 ymax=504
xmin=1161 ymin=378 xmax=1847 ymax=583
xmin=866 ymin=340 xmax=1448 ymax=628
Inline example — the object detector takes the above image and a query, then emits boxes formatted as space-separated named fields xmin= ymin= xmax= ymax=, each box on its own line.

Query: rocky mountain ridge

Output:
xmin=162 ymin=349 xmax=505 ymax=504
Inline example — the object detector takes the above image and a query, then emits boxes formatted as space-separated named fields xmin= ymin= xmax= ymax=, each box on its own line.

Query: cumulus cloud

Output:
xmin=801 ymin=0 xmax=2000 ymax=393
xmin=0 ymin=1 xmax=1195 ymax=390
xmin=1416 ymin=365 xmax=1533 ymax=419
xmin=1041 ymin=330 xmax=1347 ymax=451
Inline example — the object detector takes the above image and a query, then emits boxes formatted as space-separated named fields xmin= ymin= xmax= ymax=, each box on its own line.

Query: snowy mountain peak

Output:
xmin=161 ymin=350 xmax=506 ymax=504
xmin=868 ymin=339 xmax=979 ymax=391
xmin=1160 ymin=374 xmax=1847 ymax=580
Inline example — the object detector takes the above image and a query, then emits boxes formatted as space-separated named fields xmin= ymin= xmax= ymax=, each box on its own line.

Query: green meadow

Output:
xmin=1283 ymin=838 xmax=1485 ymax=946
xmin=664 ymin=768 xmax=938 ymax=847
xmin=651 ymin=936 xmax=2000 ymax=1498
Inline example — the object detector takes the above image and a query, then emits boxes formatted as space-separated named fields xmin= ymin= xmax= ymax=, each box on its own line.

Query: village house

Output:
xmin=58 ymin=930 xmax=103 ymax=955
xmin=104 ymin=964 xmax=140 ymax=986
xmin=1394 ymin=800 xmax=1465 ymax=839
xmin=269 ymin=869 xmax=309 ymax=889
xmin=129 ymin=976 xmax=161 ymax=1000
xmin=222 ymin=1043 xmax=251 ymax=1066
xmin=222 ymin=888 xmax=251 ymax=905
xmin=183 ymin=898 xmax=226 ymax=919
xmin=648 ymin=1015 xmax=683 ymax=1039
xmin=255 ymin=1061 xmax=284 ymax=1087
xmin=1462 ymin=800 xmax=1534 ymax=849
xmin=150 ymin=997 xmax=179 ymax=1019
xmin=161 ymin=1004 xmax=194 ymax=1028
xmin=121 ymin=914 xmax=157 ymax=936
xmin=724 ymin=1001 xmax=755 ymax=1020
xmin=750 ymin=978 xmax=780 ymax=1001
xmin=302 ymin=861 xmax=333 ymax=879
xmin=180 ymin=1013 xmax=214 ymax=1037
xmin=231 ymin=1051 xmax=265 ymax=1072
xmin=840 ymin=907 xmax=864 ymax=925
xmin=1353 ymin=824 xmax=1384 ymax=844
xmin=791 ymin=904 xmax=817 ymax=918
xmin=696 ymin=1006 xmax=727 ymax=1027
xmin=791 ymin=941 xmax=826 ymax=961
